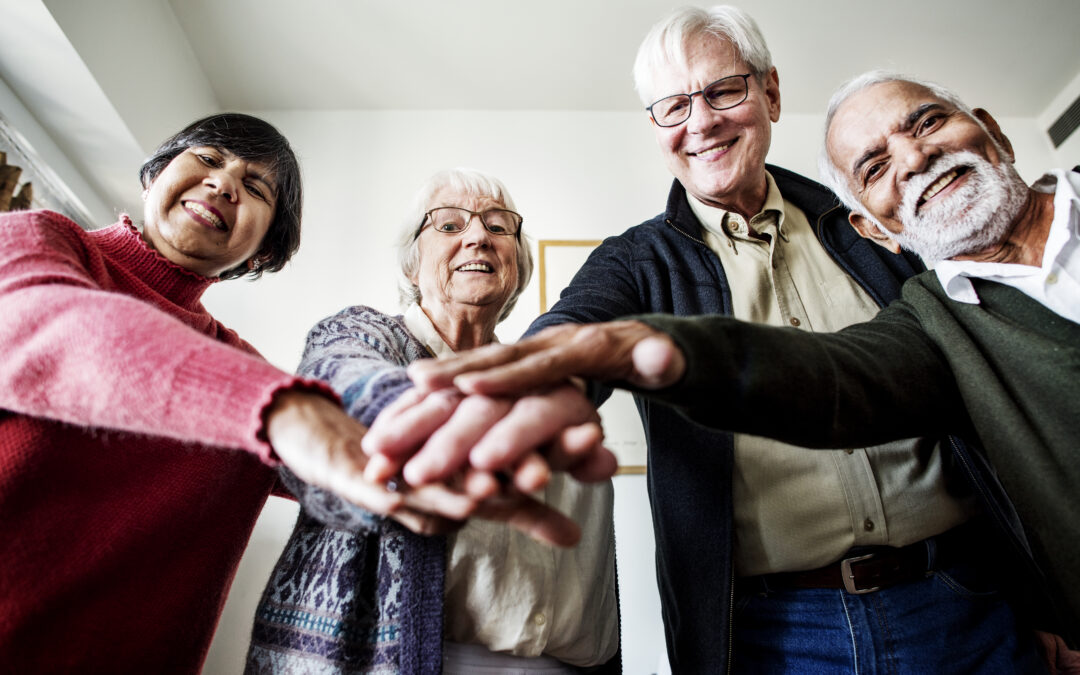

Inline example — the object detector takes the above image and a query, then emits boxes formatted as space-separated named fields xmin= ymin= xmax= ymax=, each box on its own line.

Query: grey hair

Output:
xmin=397 ymin=168 xmax=534 ymax=323
xmin=817 ymin=70 xmax=979 ymax=223
xmin=632 ymin=5 xmax=774 ymax=106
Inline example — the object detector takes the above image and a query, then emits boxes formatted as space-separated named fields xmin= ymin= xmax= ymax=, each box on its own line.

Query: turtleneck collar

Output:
xmin=94 ymin=215 xmax=218 ymax=309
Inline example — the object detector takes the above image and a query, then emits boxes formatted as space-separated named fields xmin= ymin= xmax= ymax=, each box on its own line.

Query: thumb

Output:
xmin=630 ymin=335 xmax=685 ymax=389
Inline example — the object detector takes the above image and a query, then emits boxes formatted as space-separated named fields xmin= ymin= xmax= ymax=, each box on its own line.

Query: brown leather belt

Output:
xmin=745 ymin=524 xmax=973 ymax=595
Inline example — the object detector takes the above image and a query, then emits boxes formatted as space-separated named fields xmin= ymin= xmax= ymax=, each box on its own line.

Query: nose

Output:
xmin=205 ymin=166 xmax=240 ymax=203
xmin=685 ymin=93 xmax=722 ymax=134
xmin=461 ymin=213 xmax=491 ymax=247
xmin=893 ymin=136 xmax=941 ymax=184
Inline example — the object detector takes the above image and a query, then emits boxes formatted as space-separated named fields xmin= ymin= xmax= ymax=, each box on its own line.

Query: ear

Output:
xmin=142 ymin=188 xmax=150 ymax=201
xmin=849 ymin=212 xmax=902 ymax=254
xmin=972 ymin=108 xmax=1014 ymax=160
xmin=764 ymin=67 xmax=781 ymax=122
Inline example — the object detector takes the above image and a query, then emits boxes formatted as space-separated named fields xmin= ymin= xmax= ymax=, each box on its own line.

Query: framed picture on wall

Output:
xmin=538 ymin=240 xmax=647 ymax=475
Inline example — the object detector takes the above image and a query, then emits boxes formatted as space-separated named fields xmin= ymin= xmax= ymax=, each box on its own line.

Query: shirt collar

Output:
xmin=934 ymin=169 xmax=1078 ymax=304
xmin=403 ymin=303 xmax=455 ymax=358
xmin=688 ymin=170 xmax=786 ymax=239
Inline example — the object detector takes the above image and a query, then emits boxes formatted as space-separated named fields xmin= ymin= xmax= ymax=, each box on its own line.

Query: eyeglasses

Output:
xmin=646 ymin=73 xmax=752 ymax=127
xmin=417 ymin=206 xmax=523 ymax=238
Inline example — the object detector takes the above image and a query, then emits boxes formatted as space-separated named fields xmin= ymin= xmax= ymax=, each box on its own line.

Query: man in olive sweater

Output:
xmin=400 ymin=72 xmax=1079 ymax=654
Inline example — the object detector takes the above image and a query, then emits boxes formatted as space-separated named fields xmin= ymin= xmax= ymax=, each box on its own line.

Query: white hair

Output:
xmin=397 ymin=168 xmax=534 ymax=323
xmin=632 ymin=5 xmax=773 ymax=106
xmin=817 ymin=70 xmax=980 ymax=221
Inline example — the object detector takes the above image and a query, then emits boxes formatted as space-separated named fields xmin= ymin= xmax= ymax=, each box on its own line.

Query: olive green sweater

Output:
xmin=637 ymin=271 xmax=1079 ymax=641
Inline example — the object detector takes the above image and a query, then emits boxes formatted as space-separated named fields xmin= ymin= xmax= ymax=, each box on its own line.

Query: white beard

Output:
xmin=882 ymin=150 xmax=1029 ymax=264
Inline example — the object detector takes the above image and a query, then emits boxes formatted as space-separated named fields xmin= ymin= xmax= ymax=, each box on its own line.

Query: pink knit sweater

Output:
xmin=0 ymin=210 xmax=315 ymax=672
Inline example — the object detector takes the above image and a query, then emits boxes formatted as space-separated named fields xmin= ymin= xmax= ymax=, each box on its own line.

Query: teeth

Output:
xmin=185 ymin=201 xmax=224 ymax=229
xmin=457 ymin=263 xmax=493 ymax=272
xmin=919 ymin=169 xmax=959 ymax=204
xmin=693 ymin=142 xmax=732 ymax=159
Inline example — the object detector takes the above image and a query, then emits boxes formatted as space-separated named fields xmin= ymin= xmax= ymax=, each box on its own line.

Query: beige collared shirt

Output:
xmin=689 ymin=173 xmax=975 ymax=576
xmin=403 ymin=304 xmax=619 ymax=666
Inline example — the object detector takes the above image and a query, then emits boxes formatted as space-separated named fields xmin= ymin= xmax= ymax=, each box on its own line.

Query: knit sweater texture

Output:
xmin=0 ymin=210 xmax=315 ymax=673
xmin=247 ymin=305 xmax=447 ymax=674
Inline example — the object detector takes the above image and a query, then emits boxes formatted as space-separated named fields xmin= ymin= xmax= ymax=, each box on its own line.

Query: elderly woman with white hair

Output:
xmin=246 ymin=169 xmax=620 ymax=674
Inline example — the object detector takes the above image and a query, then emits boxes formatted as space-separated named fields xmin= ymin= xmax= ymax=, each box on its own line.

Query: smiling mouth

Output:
xmin=183 ymin=200 xmax=228 ymax=231
xmin=456 ymin=262 xmax=493 ymax=273
xmin=690 ymin=138 xmax=736 ymax=160
xmin=917 ymin=166 xmax=970 ymax=208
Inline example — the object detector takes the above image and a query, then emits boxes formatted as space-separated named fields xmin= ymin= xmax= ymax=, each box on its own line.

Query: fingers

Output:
xmin=510 ymin=452 xmax=551 ymax=493
xmin=630 ymin=334 xmax=686 ymax=389
xmin=407 ymin=325 xmax=576 ymax=392
xmin=473 ymin=490 xmax=583 ymax=548
xmin=389 ymin=508 xmax=465 ymax=537
xmin=401 ymin=394 xmax=513 ymax=486
xmin=549 ymin=423 xmax=619 ymax=483
xmin=361 ymin=387 xmax=463 ymax=465
xmin=467 ymin=385 xmax=599 ymax=471
xmin=399 ymin=481 xmax=477 ymax=521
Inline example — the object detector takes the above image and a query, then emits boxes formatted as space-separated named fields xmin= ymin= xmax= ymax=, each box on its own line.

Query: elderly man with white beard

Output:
xmin=399 ymin=71 xmax=1080 ymax=665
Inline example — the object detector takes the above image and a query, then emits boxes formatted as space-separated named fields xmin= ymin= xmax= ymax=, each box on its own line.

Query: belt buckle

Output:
xmin=841 ymin=553 xmax=879 ymax=594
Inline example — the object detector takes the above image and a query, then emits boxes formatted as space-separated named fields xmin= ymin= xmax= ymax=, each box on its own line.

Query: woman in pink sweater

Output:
xmin=0 ymin=114 xmax=457 ymax=673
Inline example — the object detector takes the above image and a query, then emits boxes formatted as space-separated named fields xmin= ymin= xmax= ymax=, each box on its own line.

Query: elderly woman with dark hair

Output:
xmin=247 ymin=169 xmax=620 ymax=674
xmin=0 ymin=113 xmax=419 ymax=673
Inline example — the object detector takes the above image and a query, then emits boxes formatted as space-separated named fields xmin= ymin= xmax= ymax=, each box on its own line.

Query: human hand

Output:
xmin=408 ymin=320 xmax=686 ymax=396
xmin=266 ymin=390 xmax=587 ymax=547
xmin=265 ymin=389 xmax=472 ymax=521
xmin=362 ymin=384 xmax=616 ymax=489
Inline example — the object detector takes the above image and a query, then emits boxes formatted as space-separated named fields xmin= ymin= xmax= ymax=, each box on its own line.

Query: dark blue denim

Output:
xmin=732 ymin=558 xmax=1047 ymax=674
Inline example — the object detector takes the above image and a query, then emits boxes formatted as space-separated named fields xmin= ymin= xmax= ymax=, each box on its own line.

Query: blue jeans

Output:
xmin=733 ymin=558 xmax=1046 ymax=674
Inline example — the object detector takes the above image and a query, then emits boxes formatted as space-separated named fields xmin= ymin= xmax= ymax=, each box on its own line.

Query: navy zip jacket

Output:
xmin=527 ymin=166 xmax=1046 ymax=672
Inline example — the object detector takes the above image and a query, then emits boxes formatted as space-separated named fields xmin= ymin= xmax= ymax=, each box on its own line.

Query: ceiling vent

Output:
xmin=1047 ymin=93 xmax=1080 ymax=149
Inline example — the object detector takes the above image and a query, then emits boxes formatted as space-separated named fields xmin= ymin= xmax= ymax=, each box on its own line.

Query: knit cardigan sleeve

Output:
xmin=278 ymin=305 xmax=432 ymax=531
xmin=0 ymin=210 xmax=306 ymax=463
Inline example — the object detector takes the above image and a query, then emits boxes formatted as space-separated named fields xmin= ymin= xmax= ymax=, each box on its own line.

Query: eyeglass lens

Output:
xmin=428 ymin=207 xmax=520 ymax=235
xmin=650 ymin=74 xmax=749 ymax=127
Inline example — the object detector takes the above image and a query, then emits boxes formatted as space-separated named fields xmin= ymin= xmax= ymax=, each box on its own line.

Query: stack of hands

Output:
xmin=270 ymin=321 xmax=685 ymax=548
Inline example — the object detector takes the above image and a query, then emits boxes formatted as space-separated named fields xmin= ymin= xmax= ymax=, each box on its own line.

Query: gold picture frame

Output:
xmin=538 ymin=240 xmax=647 ymax=475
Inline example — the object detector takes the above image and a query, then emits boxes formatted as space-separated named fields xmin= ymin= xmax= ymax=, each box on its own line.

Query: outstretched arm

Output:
xmin=278 ymin=306 xmax=591 ymax=546
xmin=401 ymin=309 xmax=966 ymax=464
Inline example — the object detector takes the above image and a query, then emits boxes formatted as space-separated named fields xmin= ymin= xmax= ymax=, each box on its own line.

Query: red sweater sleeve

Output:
xmin=0 ymin=210 xmax=316 ymax=463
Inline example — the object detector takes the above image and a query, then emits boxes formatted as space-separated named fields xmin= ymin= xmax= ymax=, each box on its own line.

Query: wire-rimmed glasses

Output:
xmin=416 ymin=206 xmax=523 ymax=239
xmin=646 ymin=73 xmax=752 ymax=127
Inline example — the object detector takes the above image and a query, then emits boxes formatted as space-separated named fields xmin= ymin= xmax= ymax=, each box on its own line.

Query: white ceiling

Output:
xmin=1 ymin=0 xmax=1078 ymax=219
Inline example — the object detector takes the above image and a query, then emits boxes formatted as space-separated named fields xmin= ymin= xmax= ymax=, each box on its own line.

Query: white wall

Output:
xmin=195 ymin=107 xmax=1056 ymax=673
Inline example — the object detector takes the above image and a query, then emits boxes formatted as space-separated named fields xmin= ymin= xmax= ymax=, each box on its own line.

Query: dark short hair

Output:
xmin=139 ymin=113 xmax=303 ymax=280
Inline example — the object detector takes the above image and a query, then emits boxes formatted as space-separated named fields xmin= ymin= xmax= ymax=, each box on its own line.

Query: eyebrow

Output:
xmin=849 ymin=102 xmax=948 ymax=177
xmin=248 ymin=169 xmax=277 ymax=195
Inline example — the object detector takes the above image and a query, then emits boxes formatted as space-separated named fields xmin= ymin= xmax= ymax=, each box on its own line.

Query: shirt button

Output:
xmin=1046 ymin=272 xmax=1059 ymax=285
xmin=534 ymin=613 xmax=547 ymax=626
xmin=845 ymin=448 xmax=854 ymax=455
xmin=864 ymin=518 xmax=875 ymax=532
xmin=789 ymin=317 xmax=801 ymax=327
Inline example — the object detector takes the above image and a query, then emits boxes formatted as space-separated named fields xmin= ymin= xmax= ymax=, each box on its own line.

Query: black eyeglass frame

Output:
xmin=646 ymin=73 xmax=753 ymax=127
xmin=415 ymin=206 xmax=524 ymax=240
